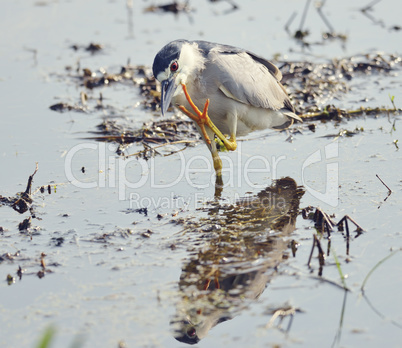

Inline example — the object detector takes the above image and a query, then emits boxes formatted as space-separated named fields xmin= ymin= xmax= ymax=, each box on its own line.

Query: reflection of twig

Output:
xmin=126 ymin=0 xmax=134 ymax=39
xmin=310 ymin=275 xmax=349 ymax=290
xmin=315 ymin=1 xmax=334 ymax=33
xmin=376 ymin=174 xmax=392 ymax=208
xmin=360 ymin=0 xmax=385 ymax=27
xmin=299 ymin=0 xmax=311 ymax=31
xmin=307 ymin=234 xmax=325 ymax=276
xmin=23 ymin=47 xmax=38 ymax=66
xmin=284 ymin=12 xmax=297 ymax=34
xmin=209 ymin=0 xmax=239 ymax=14
xmin=361 ymin=0 xmax=382 ymax=12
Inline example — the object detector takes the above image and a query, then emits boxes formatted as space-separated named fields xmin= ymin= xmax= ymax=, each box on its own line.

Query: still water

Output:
xmin=0 ymin=1 xmax=401 ymax=347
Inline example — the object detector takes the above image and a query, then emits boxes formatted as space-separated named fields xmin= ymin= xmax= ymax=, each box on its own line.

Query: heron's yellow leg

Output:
xmin=177 ymin=83 xmax=237 ymax=151
xmin=212 ymin=151 xmax=222 ymax=177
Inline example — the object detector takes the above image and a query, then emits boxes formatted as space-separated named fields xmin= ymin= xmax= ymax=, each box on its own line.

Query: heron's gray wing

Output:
xmin=206 ymin=48 xmax=293 ymax=112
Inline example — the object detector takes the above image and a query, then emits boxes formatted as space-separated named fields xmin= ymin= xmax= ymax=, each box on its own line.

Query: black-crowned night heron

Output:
xmin=152 ymin=40 xmax=301 ymax=187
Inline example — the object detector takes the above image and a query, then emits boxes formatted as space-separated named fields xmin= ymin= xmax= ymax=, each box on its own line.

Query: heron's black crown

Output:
xmin=152 ymin=40 xmax=189 ymax=78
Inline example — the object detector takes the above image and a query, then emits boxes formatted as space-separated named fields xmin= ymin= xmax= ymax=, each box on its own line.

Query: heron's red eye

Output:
xmin=187 ymin=327 xmax=196 ymax=338
xmin=170 ymin=61 xmax=179 ymax=72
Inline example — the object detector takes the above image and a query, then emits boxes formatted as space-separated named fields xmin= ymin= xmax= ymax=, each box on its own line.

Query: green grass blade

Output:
xmin=332 ymin=248 xmax=348 ymax=289
xmin=361 ymin=249 xmax=400 ymax=292
xmin=36 ymin=326 xmax=56 ymax=348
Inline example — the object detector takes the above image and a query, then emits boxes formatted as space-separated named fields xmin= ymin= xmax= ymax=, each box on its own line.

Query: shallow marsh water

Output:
xmin=1 ymin=1 xmax=402 ymax=347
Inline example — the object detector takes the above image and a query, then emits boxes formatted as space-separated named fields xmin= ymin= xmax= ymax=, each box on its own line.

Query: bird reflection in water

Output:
xmin=171 ymin=177 xmax=305 ymax=344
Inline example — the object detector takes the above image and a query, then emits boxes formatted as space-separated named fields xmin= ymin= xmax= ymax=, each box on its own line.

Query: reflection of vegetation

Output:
xmin=332 ymin=289 xmax=348 ymax=348
xmin=360 ymin=249 xmax=402 ymax=330
xmin=171 ymin=177 xmax=304 ymax=344
xmin=35 ymin=325 xmax=87 ymax=348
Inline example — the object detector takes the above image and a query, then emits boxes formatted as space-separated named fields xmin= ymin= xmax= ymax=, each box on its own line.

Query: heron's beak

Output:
xmin=160 ymin=76 xmax=177 ymax=117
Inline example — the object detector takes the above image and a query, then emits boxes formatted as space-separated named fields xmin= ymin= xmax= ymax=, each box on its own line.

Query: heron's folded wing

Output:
xmin=207 ymin=50 xmax=293 ymax=112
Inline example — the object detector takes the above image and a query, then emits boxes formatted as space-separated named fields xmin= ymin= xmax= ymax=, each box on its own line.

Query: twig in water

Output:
xmin=376 ymin=174 xmax=392 ymax=193
xmin=337 ymin=217 xmax=350 ymax=255
xmin=24 ymin=162 xmax=39 ymax=196
xmin=337 ymin=215 xmax=364 ymax=233
xmin=313 ymin=207 xmax=334 ymax=237
xmin=376 ymin=174 xmax=392 ymax=208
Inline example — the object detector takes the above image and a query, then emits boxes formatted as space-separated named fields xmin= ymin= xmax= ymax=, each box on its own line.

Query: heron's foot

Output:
xmin=177 ymin=83 xmax=213 ymax=144
xmin=178 ymin=83 xmax=237 ymax=151
xmin=219 ymin=134 xmax=237 ymax=152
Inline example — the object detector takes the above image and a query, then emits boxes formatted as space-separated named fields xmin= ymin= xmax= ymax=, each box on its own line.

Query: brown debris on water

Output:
xmin=0 ymin=163 xmax=39 ymax=215
xmin=49 ymin=102 xmax=86 ymax=113
xmin=0 ymin=163 xmax=56 ymax=237
xmin=87 ymin=117 xmax=200 ymax=157
xmin=51 ymin=47 xmax=402 ymax=161
xmin=70 ymin=42 xmax=104 ymax=54
xmin=50 ymin=60 xmax=160 ymax=112
xmin=18 ymin=217 xmax=32 ymax=232
xmin=280 ymin=52 xmax=402 ymax=117
xmin=144 ymin=1 xmax=192 ymax=15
